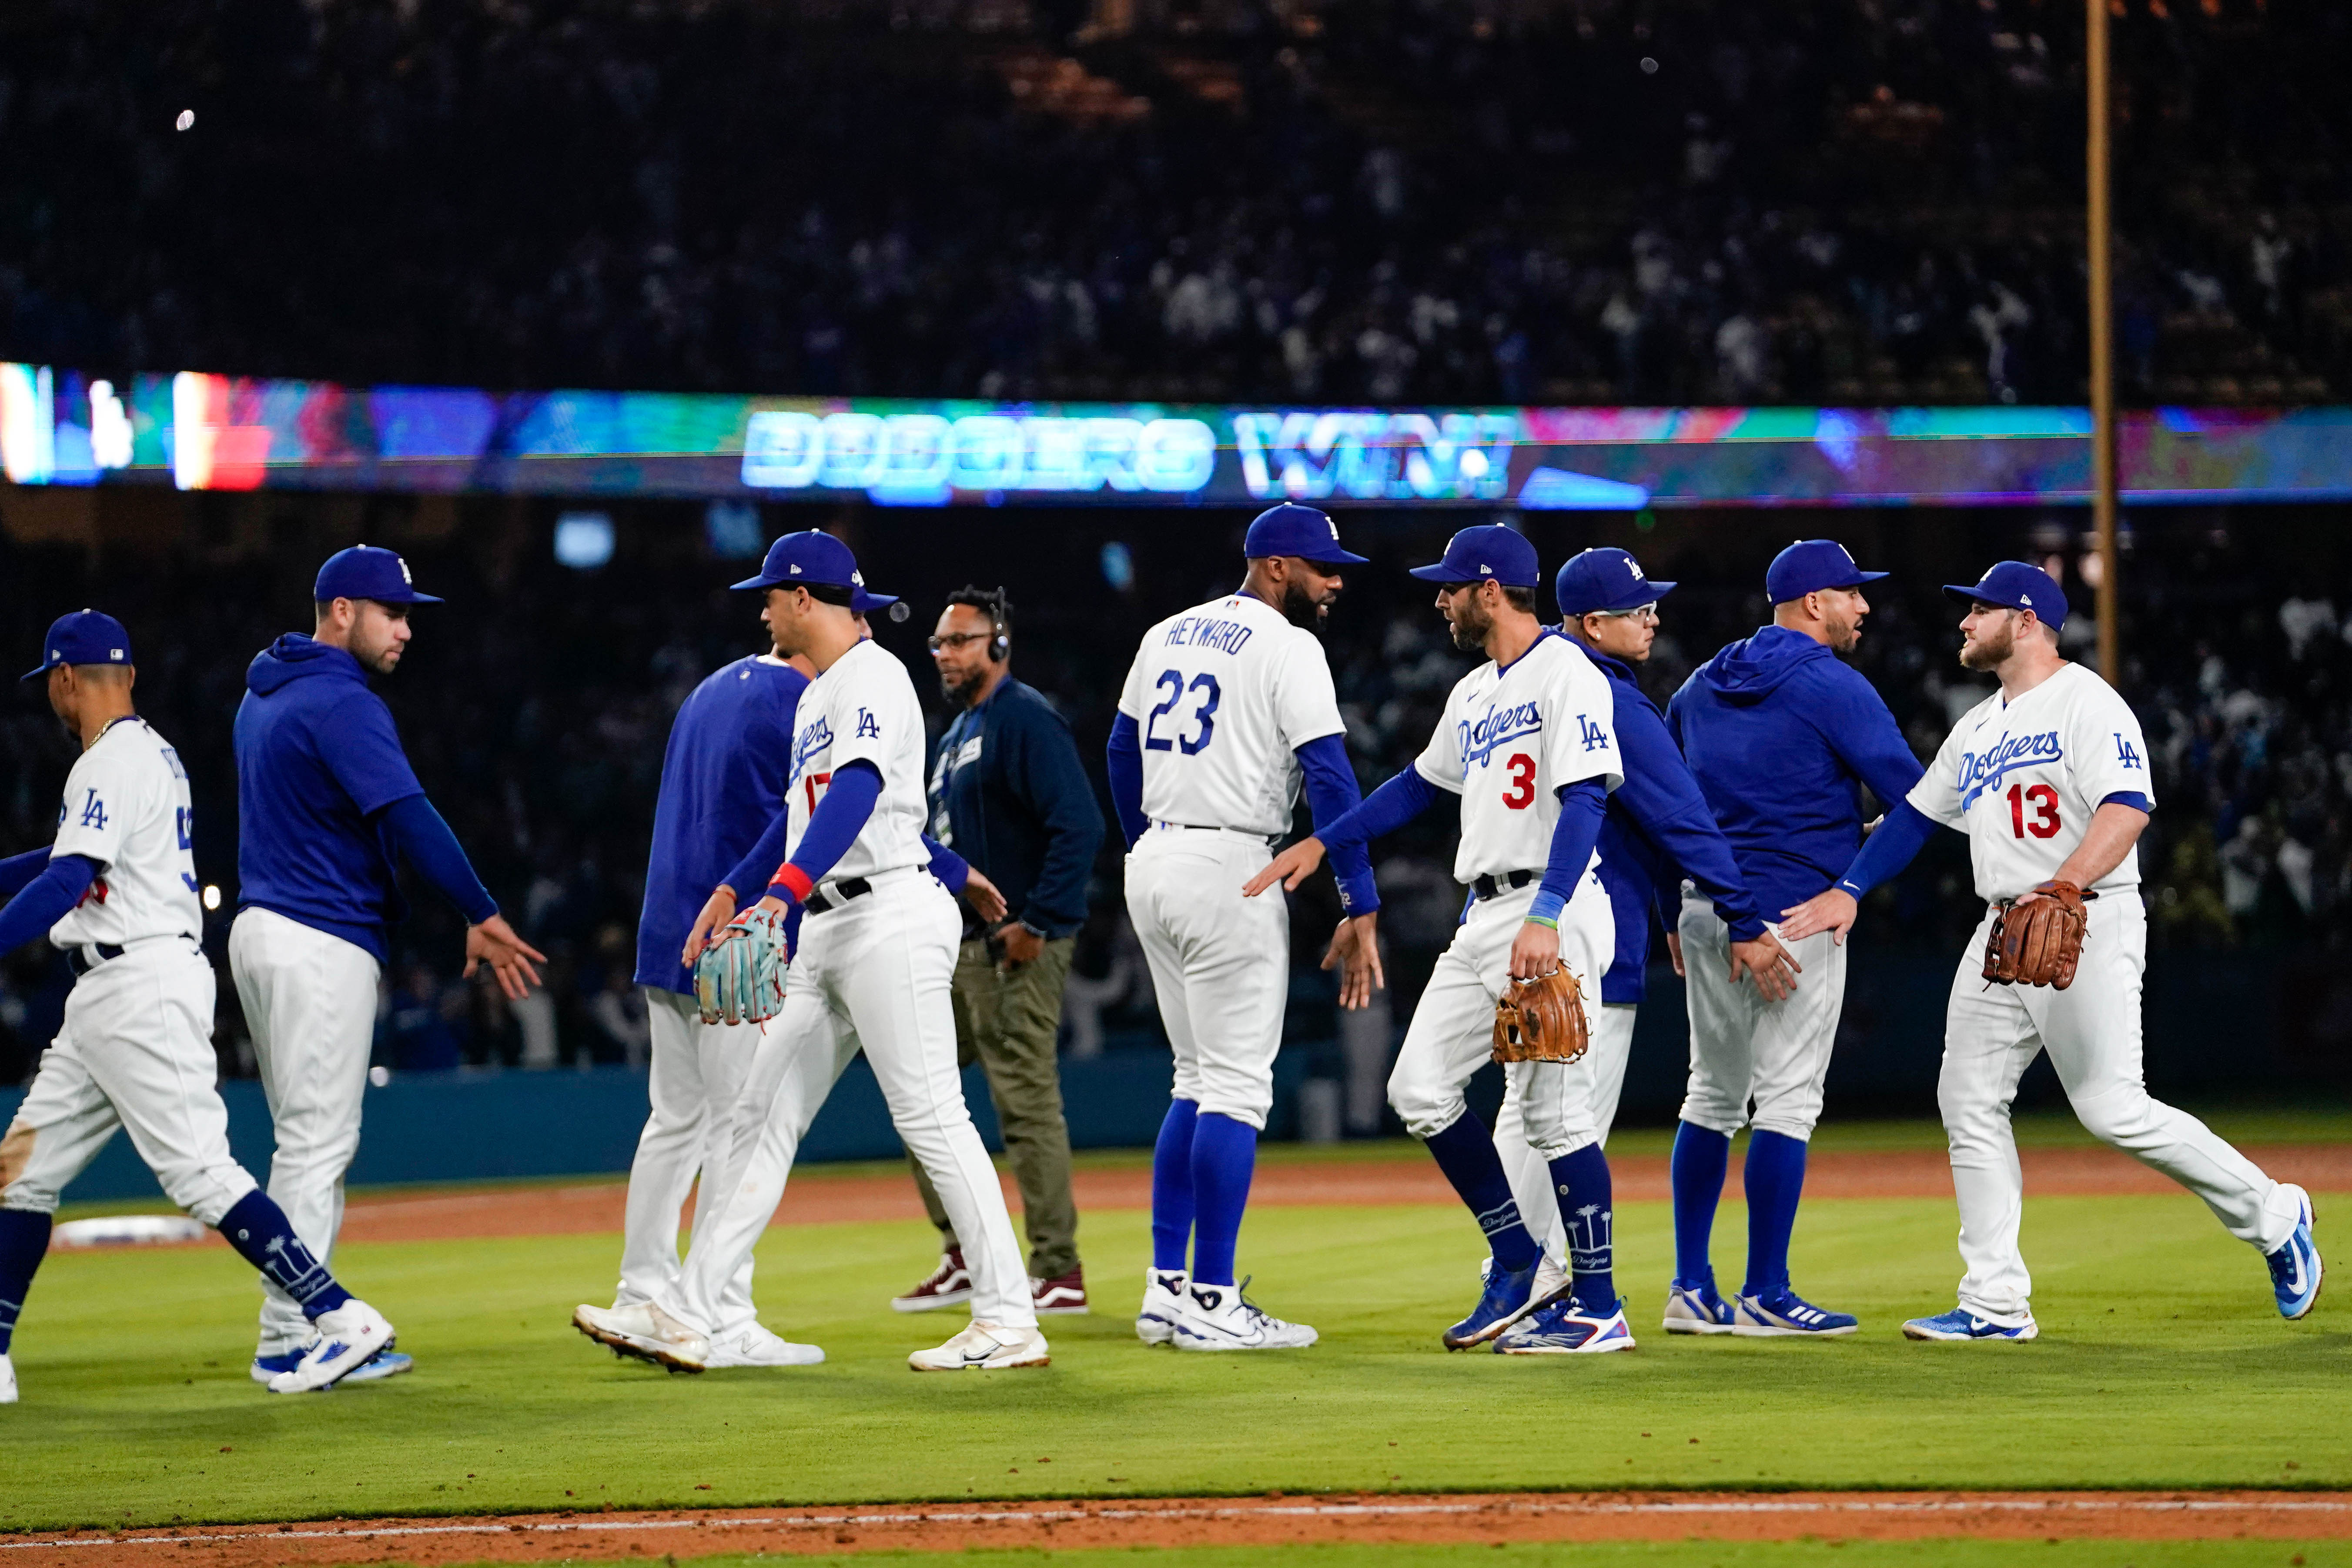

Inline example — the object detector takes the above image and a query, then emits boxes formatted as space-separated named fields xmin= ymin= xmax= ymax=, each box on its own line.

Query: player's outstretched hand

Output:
xmin=1325 ymin=913 xmax=1385 ymax=1010
xmin=1244 ymin=836 xmax=1326 ymax=898
xmin=465 ymin=914 xmax=548 ymax=1001
xmin=1729 ymin=930 xmax=1801 ymax=1002
xmin=963 ymin=866 xmax=1009 ymax=926
xmin=1778 ymin=888 xmax=1859 ymax=945
xmin=682 ymin=884 xmax=739 ymax=966
xmin=1664 ymin=930 xmax=1686 ymax=978
xmin=1508 ymin=919 xmax=1561 ymax=982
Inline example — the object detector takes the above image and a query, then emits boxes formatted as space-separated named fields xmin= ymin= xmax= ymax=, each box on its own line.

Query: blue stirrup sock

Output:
xmin=1421 ymin=1114 xmax=1540 ymax=1273
xmin=1188 ymin=1112 xmax=1258 ymax=1287
xmin=1547 ymin=1144 xmax=1616 ymax=1316
xmin=1742 ymin=1129 xmax=1809 ymax=1299
xmin=1149 ymin=1099 xmax=1200 ymax=1273
xmin=1670 ymin=1120 xmax=1731 ymax=1290
xmin=0 ymin=1209 xmax=52 ymax=1354
xmin=218 ymin=1191 xmax=351 ymax=1320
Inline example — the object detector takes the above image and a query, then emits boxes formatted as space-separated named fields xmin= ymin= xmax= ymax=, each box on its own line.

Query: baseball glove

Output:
xmin=694 ymin=905 xmax=792 ymax=1025
xmin=1981 ymin=881 xmax=2093 ymax=990
xmin=1492 ymin=966 xmax=1590 ymax=1066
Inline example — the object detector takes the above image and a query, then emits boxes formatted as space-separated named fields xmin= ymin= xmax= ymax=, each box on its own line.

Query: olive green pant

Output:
xmin=910 ymin=935 xmax=1081 ymax=1279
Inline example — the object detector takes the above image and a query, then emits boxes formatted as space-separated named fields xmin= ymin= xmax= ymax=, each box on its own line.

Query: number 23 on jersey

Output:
xmin=1144 ymin=670 xmax=1221 ymax=755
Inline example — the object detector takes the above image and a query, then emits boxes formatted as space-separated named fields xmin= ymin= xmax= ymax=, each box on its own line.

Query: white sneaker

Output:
xmin=0 ymin=1351 xmax=16 ymax=1404
xmin=572 ymin=1301 xmax=710 ymax=1372
xmin=1174 ymin=1279 xmax=1317 ymax=1351
xmin=908 ymin=1320 xmax=1051 ymax=1372
xmin=703 ymin=1322 xmax=825 ymax=1368
xmin=1137 ymin=1267 xmax=1188 ymax=1345
xmin=267 ymin=1300 xmax=395 ymax=1393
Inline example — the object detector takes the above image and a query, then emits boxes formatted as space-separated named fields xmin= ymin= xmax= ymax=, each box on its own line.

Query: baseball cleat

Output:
xmin=908 ymin=1320 xmax=1050 ymax=1371
xmin=251 ymin=1347 xmax=412 ymax=1385
xmin=1174 ymin=1279 xmax=1318 ymax=1351
xmin=2268 ymin=1184 xmax=2322 ymax=1320
xmin=1901 ymin=1307 xmax=2038 ymax=1341
xmin=1495 ymin=1297 xmax=1636 ymax=1354
xmin=1732 ymin=1288 xmax=1858 ymax=1337
xmin=0 ymin=1351 xmax=15 ymax=1404
xmin=891 ymin=1248 xmax=974 ymax=1313
xmin=1444 ymin=1257 xmax=1544 ymax=1350
xmin=1663 ymin=1280 xmax=1736 ymax=1335
xmin=703 ymin=1323 xmax=825 ymax=1368
xmin=573 ymin=1301 xmax=710 ymax=1372
xmin=1137 ymin=1267 xmax=1188 ymax=1345
xmin=1032 ymin=1267 xmax=1089 ymax=1316
xmin=266 ymin=1300 xmax=395 ymax=1393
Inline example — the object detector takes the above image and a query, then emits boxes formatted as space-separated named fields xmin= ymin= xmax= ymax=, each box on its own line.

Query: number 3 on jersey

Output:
xmin=1501 ymin=753 xmax=1536 ymax=809
xmin=1144 ymin=670 xmax=1221 ymax=756
xmin=2006 ymin=782 xmax=2059 ymax=839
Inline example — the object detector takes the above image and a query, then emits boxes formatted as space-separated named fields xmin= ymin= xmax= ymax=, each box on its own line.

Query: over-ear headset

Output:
xmin=982 ymin=587 xmax=1010 ymax=662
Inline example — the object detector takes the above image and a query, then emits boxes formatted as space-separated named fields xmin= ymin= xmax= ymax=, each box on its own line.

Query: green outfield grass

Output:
xmin=1 ymin=1149 xmax=2345 ymax=1533
xmin=446 ymin=1546 xmax=2351 ymax=1568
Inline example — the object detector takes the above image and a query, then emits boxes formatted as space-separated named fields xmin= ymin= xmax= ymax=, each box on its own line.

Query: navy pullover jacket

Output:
xmin=929 ymin=678 xmax=1104 ymax=939
xmin=1666 ymin=624 xmax=1924 ymax=921
xmin=1585 ymin=646 xmax=1765 ymax=1005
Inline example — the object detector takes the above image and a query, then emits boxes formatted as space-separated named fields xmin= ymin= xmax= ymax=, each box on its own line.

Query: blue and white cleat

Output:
xmin=251 ymin=1347 xmax=412 ymax=1386
xmin=1494 ymin=1297 xmax=1636 ymax=1355
xmin=1444 ymin=1258 xmax=1543 ymax=1350
xmin=1662 ymin=1280 xmax=1736 ymax=1335
xmin=2268 ymin=1184 xmax=2322 ymax=1321
xmin=266 ymin=1300 xmax=398 ymax=1392
xmin=1732 ymin=1287 xmax=1858 ymax=1337
xmin=1901 ymin=1307 xmax=2038 ymax=1342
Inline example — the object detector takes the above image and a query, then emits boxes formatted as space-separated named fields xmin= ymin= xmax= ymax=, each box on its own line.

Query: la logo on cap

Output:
xmin=398 ymin=556 xmax=413 ymax=584
xmin=1625 ymin=556 xmax=1643 ymax=577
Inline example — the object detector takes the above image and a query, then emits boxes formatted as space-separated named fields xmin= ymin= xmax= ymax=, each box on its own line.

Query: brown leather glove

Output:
xmin=1492 ymin=966 xmax=1591 ymax=1065
xmin=1982 ymin=881 xmax=2092 ymax=990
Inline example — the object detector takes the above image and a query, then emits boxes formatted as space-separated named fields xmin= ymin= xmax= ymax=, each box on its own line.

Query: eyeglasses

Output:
xmin=1590 ymin=602 xmax=1659 ymax=623
xmin=926 ymin=632 xmax=992 ymax=653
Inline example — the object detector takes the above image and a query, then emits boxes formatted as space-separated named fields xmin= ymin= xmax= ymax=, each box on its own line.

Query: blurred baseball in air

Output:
xmin=888 ymin=601 xmax=911 ymax=623
xmin=175 ymin=109 xmax=195 ymax=130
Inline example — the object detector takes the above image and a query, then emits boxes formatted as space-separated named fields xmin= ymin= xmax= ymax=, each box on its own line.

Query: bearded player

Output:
xmin=1252 ymin=525 xmax=1632 ymax=1354
xmin=1782 ymin=561 xmax=2321 ymax=1338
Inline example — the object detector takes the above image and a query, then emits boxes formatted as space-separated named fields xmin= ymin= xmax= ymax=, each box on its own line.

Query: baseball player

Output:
xmin=1660 ymin=539 xmax=1922 ymax=1337
xmin=1106 ymin=502 xmax=1378 ymax=1351
xmin=1253 ymin=525 xmax=1633 ymax=1354
xmin=0 ymin=612 xmax=394 ymax=1401
xmin=231 ymin=545 xmax=544 ymax=1385
xmin=580 ymin=532 xmax=1045 ymax=1372
xmin=1492 ymin=550 xmax=1799 ymax=1309
xmin=1782 ymin=561 xmax=2322 ymax=1338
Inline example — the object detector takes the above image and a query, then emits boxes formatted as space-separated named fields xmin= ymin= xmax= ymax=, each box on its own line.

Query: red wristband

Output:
xmin=768 ymin=864 xmax=815 ymax=906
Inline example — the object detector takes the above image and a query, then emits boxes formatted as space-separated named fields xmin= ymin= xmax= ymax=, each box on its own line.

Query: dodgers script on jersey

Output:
xmin=47 ymin=716 xmax=203 ymax=948
xmin=1908 ymin=662 xmax=2154 ymax=903
xmin=1115 ymin=593 xmax=1345 ymax=837
xmin=1414 ymin=632 xmax=1623 ymax=883
xmin=785 ymin=639 xmax=929 ymax=883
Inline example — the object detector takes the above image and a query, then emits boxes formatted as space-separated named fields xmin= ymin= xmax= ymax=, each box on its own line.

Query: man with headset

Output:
xmin=891 ymin=586 xmax=1106 ymax=1317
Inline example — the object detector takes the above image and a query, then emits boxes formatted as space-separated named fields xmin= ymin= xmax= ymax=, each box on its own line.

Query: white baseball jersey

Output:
xmin=1116 ymin=592 xmax=1345 ymax=837
xmin=785 ymin=638 xmax=928 ymax=883
xmin=47 ymin=716 xmax=202 ymax=949
xmin=1414 ymin=631 xmax=1623 ymax=883
xmin=1908 ymin=662 xmax=2154 ymax=903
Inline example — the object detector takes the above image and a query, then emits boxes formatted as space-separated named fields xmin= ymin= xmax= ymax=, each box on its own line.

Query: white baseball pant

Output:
xmin=1495 ymin=1000 xmax=1637 ymax=1273
xmin=1940 ymin=893 xmax=2302 ymax=1324
xmin=1677 ymin=895 xmax=1848 ymax=1142
xmin=613 ymin=989 xmax=762 ymax=1336
xmin=1124 ymin=826 xmax=1288 ymax=1130
xmin=0 ymin=941 xmax=257 ymax=1227
xmin=1388 ymin=878 xmax=1616 ymax=1160
xmin=228 ymin=907 xmax=380 ymax=1357
xmin=667 ymin=869 xmax=1036 ymax=1334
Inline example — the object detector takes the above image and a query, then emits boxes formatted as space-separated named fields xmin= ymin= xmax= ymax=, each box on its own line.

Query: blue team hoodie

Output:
xmin=1666 ymin=625 xmax=1923 ymax=922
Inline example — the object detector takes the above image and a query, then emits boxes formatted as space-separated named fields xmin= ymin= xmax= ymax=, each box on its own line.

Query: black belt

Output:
xmin=804 ymin=877 xmax=873 ymax=915
xmin=1471 ymin=869 xmax=1540 ymax=901
xmin=66 ymin=943 xmax=126 ymax=977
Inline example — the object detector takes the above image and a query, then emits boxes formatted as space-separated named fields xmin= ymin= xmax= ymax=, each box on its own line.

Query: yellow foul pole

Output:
xmin=2088 ymin=0 xmax=2121 ymax=680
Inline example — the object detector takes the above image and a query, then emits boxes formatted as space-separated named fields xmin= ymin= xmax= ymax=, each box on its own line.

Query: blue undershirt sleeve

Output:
xmin=921 ymin=833 xmax=972 ymax=897
xmin=0 ymin=854 xmax=97 ymax=956
xmin=1830 ymin=799 xmax=1942 ymax=901
xmin=1105 ymin=714 xmax=1148 ymax=849
xmin=2100 ymin=790 xmax=2153 ymax=815
xmin=0 ymin=847 xmax=50 ymax=900
xmin=1318 ymin=766 xmax=1440 ymax=856
xmin=377 ymin=796 xmax=499 ymax=925
xmin=721 ymin=807 xmax=795 ymax=904
xmin=1295 ymin=734 xmax=1379 ymax=916
xmin=1527 ymin=779 xmax=1608 ymax=926
xmin=771 ymin=760 xmax=882 ymax=899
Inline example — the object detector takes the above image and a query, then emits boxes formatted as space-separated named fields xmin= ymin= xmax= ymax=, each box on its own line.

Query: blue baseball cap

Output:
xmin=730 ymin=530 xmax=897 ymax=611
xmin=1407 ymin=524 xmax=1541 ymax=587
xmin=1764 ymin=539 xmax=1887 ymax=604
xmin=1943 ymin=561 xmax=2068 ymax=632
xmin=21 ymin=609 xmax=133 ymax=682
xmin=1243 ymin=503 xmax=1368 ymax=566
xmin=1555 ymin=547 xmax=1677 ymax=618
xmin=315 ymin=545 xmax=443 ymax=605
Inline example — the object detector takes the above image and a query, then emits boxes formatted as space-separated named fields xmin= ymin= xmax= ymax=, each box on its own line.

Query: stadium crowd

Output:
xmin=1 ymin=0 xmax=2342 ymax=408
xmin=2 ymin=501 xmax=2348 ymax=1086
